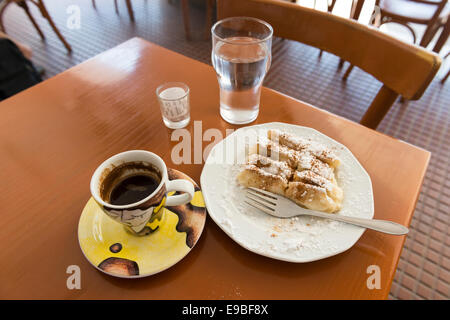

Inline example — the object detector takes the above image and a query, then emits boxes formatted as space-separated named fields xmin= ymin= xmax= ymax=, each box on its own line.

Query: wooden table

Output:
xmin=0 ymin=38 xmax=429 ymax=299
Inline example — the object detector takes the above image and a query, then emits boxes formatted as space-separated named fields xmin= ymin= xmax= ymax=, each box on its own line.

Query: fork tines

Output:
xmin=245 ymin=188 xmax=278 ymax=215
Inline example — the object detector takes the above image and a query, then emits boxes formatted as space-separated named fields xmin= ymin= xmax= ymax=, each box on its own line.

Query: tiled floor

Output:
xmin=2 ymin=0 xmax=449 ymax=299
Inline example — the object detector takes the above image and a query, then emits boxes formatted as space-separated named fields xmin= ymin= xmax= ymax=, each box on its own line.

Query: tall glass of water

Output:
xmin=212 ymin=17 xmax=273 ymax=124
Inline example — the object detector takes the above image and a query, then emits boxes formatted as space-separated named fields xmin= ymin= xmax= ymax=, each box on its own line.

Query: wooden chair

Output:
xmin=0 ymin=0 xmax=72 ymax=52
xmin=376 ymin=0 xmax=449 ymax=48
xmin=92 ymin=0 xmax=134 ymax=21
xmin=343 ymin=0 xmax=448 ymax=81
xmin=217 ymin=0 xmax=441 ymax=129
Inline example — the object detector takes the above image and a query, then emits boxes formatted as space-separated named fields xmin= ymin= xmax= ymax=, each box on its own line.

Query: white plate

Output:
xmin=200 ymin=122 xmax=374 ymax=263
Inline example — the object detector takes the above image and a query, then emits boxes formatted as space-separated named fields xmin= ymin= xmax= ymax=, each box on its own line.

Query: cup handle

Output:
xmin=165 ymin=179 xmax=195 ymax=206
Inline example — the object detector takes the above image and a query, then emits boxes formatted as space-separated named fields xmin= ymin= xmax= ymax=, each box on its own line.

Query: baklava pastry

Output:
xmin=238 ymin=129 xmax=344 ymax=213
xmin=286 ymin=170 xmax=343 ymax=213
xmin=268 ymin=129 xmax=341 ymax=168
xmin=237 ymin=154 xmax=293 ymax=196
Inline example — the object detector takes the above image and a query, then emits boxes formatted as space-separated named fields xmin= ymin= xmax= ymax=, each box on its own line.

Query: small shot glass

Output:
xmin=156 ymin=82 xmax=190 ymax=129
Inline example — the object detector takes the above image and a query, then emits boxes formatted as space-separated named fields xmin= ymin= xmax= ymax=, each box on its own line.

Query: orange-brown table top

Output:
xmin=0 ymin=38 xmax=429 ymax=299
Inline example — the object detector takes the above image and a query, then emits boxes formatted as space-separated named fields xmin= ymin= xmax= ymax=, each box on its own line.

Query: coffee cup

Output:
xmin=90 ymin=150 xmax=195 ymax=234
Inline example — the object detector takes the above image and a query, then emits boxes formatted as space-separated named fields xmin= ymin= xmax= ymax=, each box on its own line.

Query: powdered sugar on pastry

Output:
xmin=268 ymin=129 xmax=340 ymax=168
xmin=247 ymin=154 xmax=292 ymax=180
xmin=238 ymin=129 xmax=343 ymax=213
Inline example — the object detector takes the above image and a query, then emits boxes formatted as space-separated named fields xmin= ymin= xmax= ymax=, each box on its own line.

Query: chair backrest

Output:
xmin=217 ymin=0 xmax=441 ymax=129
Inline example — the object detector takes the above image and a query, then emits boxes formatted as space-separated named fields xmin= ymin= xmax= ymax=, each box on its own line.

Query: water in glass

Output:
xmin=213 ymin=37 xmax=270 ymax=124
xmin=211 ymin=17 xmax=272 ymax=124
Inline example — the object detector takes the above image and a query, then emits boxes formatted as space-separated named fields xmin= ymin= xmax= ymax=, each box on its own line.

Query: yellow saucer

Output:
xmin=78 ymin=169 xmax=206 ymax=278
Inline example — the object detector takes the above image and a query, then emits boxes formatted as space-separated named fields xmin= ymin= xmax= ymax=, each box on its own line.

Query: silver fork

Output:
xmin=245 ymin=187 xmax=409 ymax=235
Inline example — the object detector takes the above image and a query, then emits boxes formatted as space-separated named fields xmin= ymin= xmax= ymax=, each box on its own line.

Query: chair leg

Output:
xmin=360 ymin=85 xmax=398 ymax=129
xmin=328 ymin=0 xmax=337 ymax=12
xmin=114 ymin=0 xmax=119 ymax=13
xmin=419 ymin=22 xmax=440 ymax=48
xmin=352 ymin=0 xmax=364 ymax=20
xmin=92 ymin=0 xmax=96 ymax=9
xmin=204 ymin=0 xmax=213 ymax=40
xmin=18 ymin=0 xmax=46 ymax=40
xmin=181 ymin=0 xmax=191 ymax=40
xmin=441 ymin=52 xmax=450 ymax=84
xmin=432 ymin=20 xmax=449 ymax=53
xmin=36 ymin=0 xmax=72 ymax=52
xmin=441 ymin=69 xmax=450 ymax=84
xmin=343 ymin=64 xmax=354 ymax=80
xmin=125 ymin=0 xmax=134 ymax=21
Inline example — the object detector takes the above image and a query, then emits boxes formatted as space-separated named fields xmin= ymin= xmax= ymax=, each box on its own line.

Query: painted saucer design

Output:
xmin=78 ymin=169 xmax=206 ymax=278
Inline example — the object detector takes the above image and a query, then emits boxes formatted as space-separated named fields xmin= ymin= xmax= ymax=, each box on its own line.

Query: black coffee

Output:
xmin=100 ymin=162 xmax=161 ymax=206
xmin=109 ymin=174 xmax=159 ymax=205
